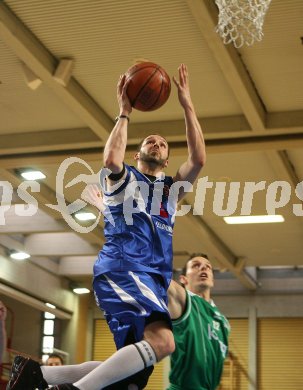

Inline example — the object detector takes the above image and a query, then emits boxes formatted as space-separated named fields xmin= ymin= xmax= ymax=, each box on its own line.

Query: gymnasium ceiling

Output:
xmin=1 ymin=0 xmax=303 ymax=297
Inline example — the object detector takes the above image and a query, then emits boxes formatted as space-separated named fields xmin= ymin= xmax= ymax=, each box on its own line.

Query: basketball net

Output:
xmin=215 ymin=0 xmax=272 ymax=48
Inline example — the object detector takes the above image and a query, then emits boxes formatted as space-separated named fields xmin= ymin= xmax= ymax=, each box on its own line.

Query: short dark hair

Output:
xmin=137 ymin=135 xmax=170 ymax=157
xmin=181 ymin=253 xmax=209 ymax=276
xmin=47 ymin=353 xmax=64 ymax=364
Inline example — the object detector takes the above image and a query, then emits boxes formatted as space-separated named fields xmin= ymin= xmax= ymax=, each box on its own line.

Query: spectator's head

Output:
xmin=46 ymin=353 xmax=64 ymax=366
xmin=0 ymin=301 xmax=7 ymax=321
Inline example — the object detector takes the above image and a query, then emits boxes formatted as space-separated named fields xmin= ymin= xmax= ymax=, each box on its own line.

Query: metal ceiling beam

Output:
xmin=0 ymin=282 xmax=72 ymax=320
xmin=186 ymin=0 xmax=266 ymax=131
xmin=1 ymin=130 xmax=303 ymax=169
xmin=265 ymin=150 xmax=303 ymax=217
xmin=267 ymin=110 xmax=303 ymax=131
xmin=0 ymin=249 xmax=74 ymax=318
xmin=25 ymin=233 xmax=98 ymax=256
xmin=205 ymin=132 xmax=303 ymax=154
xmin=0 ymin=128 xmax=101 ymax=155
xmin=0 ymin=235 xmax=25 ymax=253
xmin=0 ymin=2 xmax=112 ymax=141
xmin=265 ymin=151 xmax=302 ymax=190
xmin=0 ymin=108 xmax=302 ymax=156
xmin=59 ymin=256 xmax=96 ymax=277
xmin=0 ymin=209 xmax=65 ymax=234
xmin=0 ymin=115 xmax=250 ymax=155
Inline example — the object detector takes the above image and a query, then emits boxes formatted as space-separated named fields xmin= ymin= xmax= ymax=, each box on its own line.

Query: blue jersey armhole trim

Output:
xmin=100 ymin=165 xmax=131 ymax=197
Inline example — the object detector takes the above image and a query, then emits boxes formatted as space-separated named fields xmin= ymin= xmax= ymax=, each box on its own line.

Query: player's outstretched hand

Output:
xmin=117 ymin=74 xmax=132 ymax=116
xmin=173 ymin=63 xmax=193 ymax=110
xmin=81 ymin=184 xmax=105 ymax=212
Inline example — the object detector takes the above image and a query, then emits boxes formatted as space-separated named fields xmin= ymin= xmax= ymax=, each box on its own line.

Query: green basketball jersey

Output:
xmin=167 ymin=290 xmax=230 ymax=390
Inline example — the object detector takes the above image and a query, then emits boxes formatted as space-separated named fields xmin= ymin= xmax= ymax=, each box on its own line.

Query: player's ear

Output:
xmin=163 ymin=159 xmax=169 ymax=167
xmin=179 ymin=275 xmax=188 ymax=286
xmin=134 ymin=152 xmax=140 ymax=161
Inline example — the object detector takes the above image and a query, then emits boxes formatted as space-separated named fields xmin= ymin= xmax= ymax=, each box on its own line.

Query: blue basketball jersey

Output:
xmin=94 ymin=165 xmax=176 ymax=288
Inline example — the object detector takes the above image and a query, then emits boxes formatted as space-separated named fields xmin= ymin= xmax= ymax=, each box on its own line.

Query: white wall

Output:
xmin=214 ymin=293 xmax=303 ymax=318
xmin=0 ymin=254 xmax=75 ymax=313
xmin=1 ymin=295 xmax=41 ymax=357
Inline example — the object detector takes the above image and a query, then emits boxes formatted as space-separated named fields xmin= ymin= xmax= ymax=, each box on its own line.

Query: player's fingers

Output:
xmin=82 ymin=184 xmax=98 ymax=201
xmin=172 ymin=76 xmax=180 ymax=88
xmin=91 ymin=183 xmax=100 ymax=193
xmin=182 ymin=64 xmax=188 ymax=81
xmin=117 ymin=74 xmax=125 ymax=93
xmin=179 ymin=65 xmax=185 ymax=86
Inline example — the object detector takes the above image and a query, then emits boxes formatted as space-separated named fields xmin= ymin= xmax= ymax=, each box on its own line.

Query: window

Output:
xmin=42 ymin=311 xmax=58 ymax=360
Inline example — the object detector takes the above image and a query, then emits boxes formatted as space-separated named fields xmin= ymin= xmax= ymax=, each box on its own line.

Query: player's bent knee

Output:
xmin=162 ymin=333 xmax=175 ymax=356
xmin=144 ymin=328 xmax=175 ymax=361
xmin=157 ymin=333 xmax=175 ymax=360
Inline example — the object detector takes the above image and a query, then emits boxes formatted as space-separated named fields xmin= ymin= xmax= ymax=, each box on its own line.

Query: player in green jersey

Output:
xmin=167 ymin=253 xmax=230 ymax=390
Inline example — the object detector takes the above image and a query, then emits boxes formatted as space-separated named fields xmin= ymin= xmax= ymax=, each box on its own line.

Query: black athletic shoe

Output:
xmin=48 ymin=385 xmax=80 ymax=390
xmin=103 ymin=365 xmax=154 ymax=390
xmin=6 ymin=355 xmax=48 ymax=390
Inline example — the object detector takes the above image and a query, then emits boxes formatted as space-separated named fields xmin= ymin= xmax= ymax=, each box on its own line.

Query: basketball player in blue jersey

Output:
xmin=7 ymin=64 xmax=206 ymax=390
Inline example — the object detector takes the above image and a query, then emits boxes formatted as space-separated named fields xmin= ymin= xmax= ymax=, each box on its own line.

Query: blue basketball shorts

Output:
xmin=93 ymin=271 xmax=171 ymax=349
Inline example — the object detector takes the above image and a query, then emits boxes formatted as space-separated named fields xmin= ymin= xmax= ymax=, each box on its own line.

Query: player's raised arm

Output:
xmin=103 ymin=74 xmax=132 ymax=178
xmin=172 ymin=64 xmax=206 ymax=200
xmin=168 ymin=280 xmax=186 ymax=320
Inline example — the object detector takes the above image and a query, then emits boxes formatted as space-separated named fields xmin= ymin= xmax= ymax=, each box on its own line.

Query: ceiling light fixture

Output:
xmin=45 ymin=302 xmax=56 ymax=309
xmin=74 ymin=212 xmax=96 ymax=221
xmin=73 ymin=287 xmax=90 ymax=295
xmin=224 ymin=215 xmax=285 ymax=224
xmin=10 ymin=251 xmax=30 ymax=260
xmin=20 ymin=170 xmax=46 ymax=180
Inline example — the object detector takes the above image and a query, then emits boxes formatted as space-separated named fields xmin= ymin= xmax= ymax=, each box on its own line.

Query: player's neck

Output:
xmin=189 ymin=287 xmax=211 ymax=302
xmin=137 ymin=161 xmax=165 ymax=177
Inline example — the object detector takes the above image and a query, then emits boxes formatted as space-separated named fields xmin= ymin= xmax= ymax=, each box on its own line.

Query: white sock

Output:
xmin=41 ymin=361 xmax=101 ymax=385
xmin=74 ymin=341 xmax=157 ymax=390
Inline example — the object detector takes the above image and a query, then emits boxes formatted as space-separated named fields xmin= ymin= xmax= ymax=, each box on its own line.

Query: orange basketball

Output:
xmin=125 ymin=62 xmax=171 ymax=112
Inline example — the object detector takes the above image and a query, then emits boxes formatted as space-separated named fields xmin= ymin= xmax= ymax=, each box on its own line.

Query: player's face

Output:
xmin=47 ymin=357 xmax=62 ymax=366
xmin=184 ymin=257 xmax=214 ymax=291
xmin=0 ymin=301 xmax=6 ymax=321
xmin=137 ymin=135 xmax=169 ymax=167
